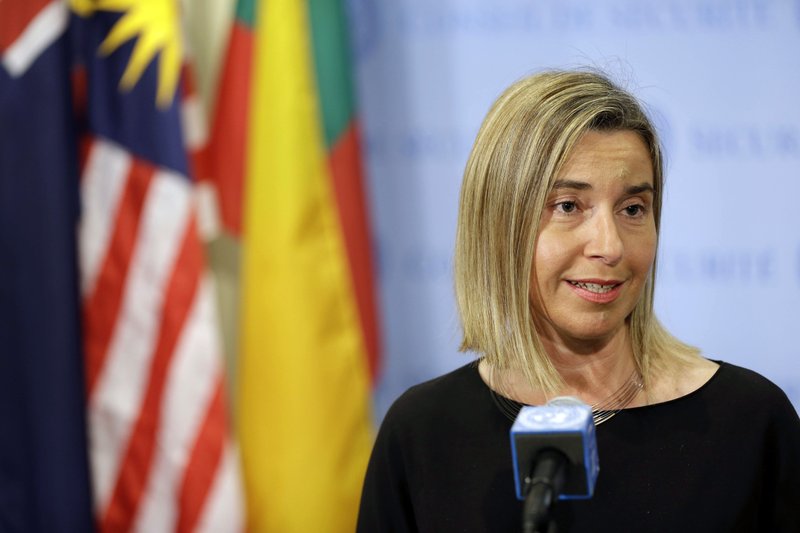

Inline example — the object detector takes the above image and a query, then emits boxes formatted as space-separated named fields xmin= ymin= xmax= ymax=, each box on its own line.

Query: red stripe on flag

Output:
xmin=72 ymin=64 xmax=89 ymax=138
xmin=176 ymin=378 xmax=226 ymax=533
xmin=100 ymin=214 xmax=204 ymax=532
xmin=202 ymin=21 xmax=253 ymax=236
xmin=72 ymin=67 xmax=91 ymax=171
xmin=180 ymin=63 xmax=198 ymax=101
xmin=328 ymin=120 xmax=381 ymax=381
xmin=0 ymin=0 xmax=51 ymax=53
xmin=84 ymin=153 xmax=155 ymax=396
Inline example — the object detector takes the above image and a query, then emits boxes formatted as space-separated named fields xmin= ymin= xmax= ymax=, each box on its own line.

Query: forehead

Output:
xmin=554 ymin=130 xmax=654 ymax=188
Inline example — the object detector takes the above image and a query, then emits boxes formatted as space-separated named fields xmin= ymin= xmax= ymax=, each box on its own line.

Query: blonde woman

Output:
xmin=357 ymin=70 xmax=800 ymax=532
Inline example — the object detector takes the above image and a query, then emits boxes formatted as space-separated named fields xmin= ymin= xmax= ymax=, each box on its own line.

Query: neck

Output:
xmin=543 ymin=328 xmax=637 ymax=401
xmin=482 ymin=327 xmax=644 ymax=407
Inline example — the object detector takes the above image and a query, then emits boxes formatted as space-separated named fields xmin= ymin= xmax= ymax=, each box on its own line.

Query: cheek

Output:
xmin=629 ymin=231 xmax=658 ymax=276
xmin=531 ymin=234 xmax=571 ymax=290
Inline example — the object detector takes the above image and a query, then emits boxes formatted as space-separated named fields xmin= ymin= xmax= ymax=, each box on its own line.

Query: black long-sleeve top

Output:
xmin=357 ymin=361 xmax=800 ymax=532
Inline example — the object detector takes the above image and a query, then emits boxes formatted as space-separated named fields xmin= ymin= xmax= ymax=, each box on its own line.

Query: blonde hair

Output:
xmin=454 ymin=70 xmax=699 ymax=395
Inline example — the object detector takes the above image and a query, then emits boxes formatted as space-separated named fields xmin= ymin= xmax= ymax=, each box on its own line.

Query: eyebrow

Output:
xmin=624 ymin=183 xmax=655 ymax=195
xmin=551 ymin=180 xmax=654 ymax=195
xmin=552 ymin=179 xmax=592 ymax=191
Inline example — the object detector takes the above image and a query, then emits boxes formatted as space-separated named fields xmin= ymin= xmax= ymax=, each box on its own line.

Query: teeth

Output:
xmin=569 ymin=281 xmax=616 ymax=293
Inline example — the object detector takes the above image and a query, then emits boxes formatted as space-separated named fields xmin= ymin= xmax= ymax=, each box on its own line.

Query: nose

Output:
xmin=584 ymin=208 xmax=623 ymax=265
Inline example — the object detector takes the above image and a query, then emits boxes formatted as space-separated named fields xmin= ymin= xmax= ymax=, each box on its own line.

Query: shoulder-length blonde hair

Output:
xmin=455 ymin=70 xmax=698 ymax=395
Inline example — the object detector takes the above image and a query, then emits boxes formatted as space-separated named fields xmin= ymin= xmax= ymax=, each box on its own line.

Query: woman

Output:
xmin=357 ymin=70 xmax=800 ymax=532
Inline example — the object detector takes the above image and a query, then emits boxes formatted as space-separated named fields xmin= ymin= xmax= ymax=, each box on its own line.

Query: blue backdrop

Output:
xmin=347 ymin=0 xmax=800 ymax=421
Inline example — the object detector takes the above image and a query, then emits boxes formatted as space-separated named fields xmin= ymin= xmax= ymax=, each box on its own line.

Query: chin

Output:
xmin=558 ymin=320 xmax=624 ymax=344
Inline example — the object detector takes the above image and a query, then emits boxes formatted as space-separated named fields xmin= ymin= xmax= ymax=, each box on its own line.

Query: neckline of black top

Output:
xmin=474 ymin=358 xmax=726 ymax=421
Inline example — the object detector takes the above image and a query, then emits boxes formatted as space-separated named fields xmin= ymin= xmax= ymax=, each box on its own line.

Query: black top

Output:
xmin=357 ymin=361 xmax=800 ymax=532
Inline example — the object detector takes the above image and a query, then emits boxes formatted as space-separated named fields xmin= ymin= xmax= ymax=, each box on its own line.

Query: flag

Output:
xmin=2 ymin=1 xmax=245 ymax=530
xmin=0 ymin=2 xmax=93 ymax=531
xmin=34 ymin=2 xmax=241 ymax=531
xmin=200 ymin=0 xmax=381 ymax=530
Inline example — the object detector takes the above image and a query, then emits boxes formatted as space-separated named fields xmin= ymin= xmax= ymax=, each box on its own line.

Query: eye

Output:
xmin=622 ymin=204 xmax=646 ymax=217
xmin=554 ymin=201 xmax=578 ymax=214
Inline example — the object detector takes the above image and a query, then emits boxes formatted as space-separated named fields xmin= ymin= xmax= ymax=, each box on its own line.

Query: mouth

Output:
xmin=567 ymin=280 xmax=621 ymax=294
xmin=565 ymin=279 xmax=624 ymax=303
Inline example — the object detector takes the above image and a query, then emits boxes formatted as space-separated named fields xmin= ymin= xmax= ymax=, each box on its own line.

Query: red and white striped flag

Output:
xmin=2 ymin=1 xmax=243 ymax=530
xmin=80 ymin=138 xmax=244 ymax=533
xmin=71 ymin=3 xmax=245 ymax=532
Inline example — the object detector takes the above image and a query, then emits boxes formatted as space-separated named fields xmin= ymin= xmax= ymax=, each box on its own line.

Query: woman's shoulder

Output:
xmin=652 ymin=356 xmax=798 ymax=420
xmin=644 ymin=355 xmax=716 ymax=407
xmin=376 ymin=360 xmax=503 ymax=440
xmin=710 ymin=360 xmax=799 ymax=416
xmin=383 ymin=361 xmax=483 ymax=421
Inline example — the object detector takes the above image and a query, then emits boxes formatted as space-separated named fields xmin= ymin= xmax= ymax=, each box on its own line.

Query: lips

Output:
xmin=566 ymin=279 xmax=624 ymax=304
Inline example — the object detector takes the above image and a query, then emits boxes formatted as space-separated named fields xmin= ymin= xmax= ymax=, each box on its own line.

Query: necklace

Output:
xmin=488 ymin=367 xmax=644 ymax=426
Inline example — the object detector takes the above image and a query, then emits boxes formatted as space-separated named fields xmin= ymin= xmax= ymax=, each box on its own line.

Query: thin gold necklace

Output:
xmin=488 ymin=367 xmax=644 ymax=426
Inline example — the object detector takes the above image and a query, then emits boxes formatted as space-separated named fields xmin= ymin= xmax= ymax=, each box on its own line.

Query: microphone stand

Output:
xmin=522 ymin=449 xmax=566 ymax=533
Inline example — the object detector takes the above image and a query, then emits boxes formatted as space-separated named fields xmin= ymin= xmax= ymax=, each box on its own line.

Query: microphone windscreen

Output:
xmin=510 ymin=399 xmax=599 ymax=501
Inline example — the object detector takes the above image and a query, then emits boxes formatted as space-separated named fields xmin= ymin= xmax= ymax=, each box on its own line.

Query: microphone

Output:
xmin=510 ymin=398 xmax=599 ymax=533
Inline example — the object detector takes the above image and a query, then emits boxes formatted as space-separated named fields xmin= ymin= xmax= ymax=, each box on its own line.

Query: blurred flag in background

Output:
xmin=2 ymin=0 xmax=244 ymax=531
xmin=1 ymin=0 xmax=379 ymax=531
xmin=0 ymin=2 xmax=93 ymax=531
xmin=71 ymin=1 xmax=244 ymax=531
xmin=197 ymin=0 xmax=381 ymax=531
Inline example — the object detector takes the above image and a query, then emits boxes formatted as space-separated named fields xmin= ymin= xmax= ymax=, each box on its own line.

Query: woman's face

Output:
xmin=530 ymin=130 xmax=657 ymax=348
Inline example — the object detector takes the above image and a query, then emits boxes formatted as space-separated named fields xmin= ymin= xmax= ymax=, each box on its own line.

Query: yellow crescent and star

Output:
xmin=70 ymin=0 xmax=182 ymax=108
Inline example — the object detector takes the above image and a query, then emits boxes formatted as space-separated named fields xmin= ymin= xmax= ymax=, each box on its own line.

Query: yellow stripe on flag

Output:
xmin=237 ymin=1 xmax=373 ymax=532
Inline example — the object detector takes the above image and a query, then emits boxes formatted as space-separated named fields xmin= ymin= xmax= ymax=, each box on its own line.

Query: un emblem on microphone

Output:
xmin=517 ymin=403 xmax=590 ymax=431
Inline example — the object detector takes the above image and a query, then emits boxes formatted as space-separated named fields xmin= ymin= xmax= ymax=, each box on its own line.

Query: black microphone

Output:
xmin=510 ymin=398 xmax=599 ymax=533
